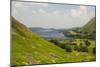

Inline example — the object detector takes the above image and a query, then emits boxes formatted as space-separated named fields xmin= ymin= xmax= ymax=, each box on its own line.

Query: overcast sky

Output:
xmin=12 ymin=1 xmax=95 ymax=29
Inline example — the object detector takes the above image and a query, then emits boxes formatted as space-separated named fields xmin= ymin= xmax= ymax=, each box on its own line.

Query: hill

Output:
xmin=11 ymin=17 xmax=73 ymax=66
xmin=80 ymin=17 xmax=96 ymax=33
xmin=30 ymin=27 xmax=66 ymax=39
xmin=11 ymin=17 xmax=95 ymax=66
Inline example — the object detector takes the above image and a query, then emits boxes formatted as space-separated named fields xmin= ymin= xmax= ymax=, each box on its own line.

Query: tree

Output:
xmin=93 ymin=47 xmax=96 ymax=55
xmin=65 ymin=44 xmax=72 ymax=52
xmin=85 ymin=40 xmax=91 ymax=47
xmin=79 ymin=46 xmax=88 ymax=52
xmin=74 ymin=44 xmax=88 ymax=52
xmin=49 ymin=39 xmax=59 ymax=45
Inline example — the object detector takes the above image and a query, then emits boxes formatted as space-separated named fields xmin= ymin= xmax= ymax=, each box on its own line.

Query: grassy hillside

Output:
xmin=11 ymin=17 xmax=70 ymax=65
xmin=80 ymin=17 xmax=96 ymax=33
xmin=11 ymin=17 xmax=95 ymax=66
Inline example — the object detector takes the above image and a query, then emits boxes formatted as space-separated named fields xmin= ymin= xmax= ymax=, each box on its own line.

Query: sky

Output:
xmin=12 ymin=1 xmax=95 ymax=29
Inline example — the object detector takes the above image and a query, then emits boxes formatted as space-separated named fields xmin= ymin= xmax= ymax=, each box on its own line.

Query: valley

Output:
xmin=11 ymin=1 xmax=96 ymax=66
xmin=11 ymin=17 xmax=96 ymax=66
xmin=29 ymin=17 xmax=96 ymax=62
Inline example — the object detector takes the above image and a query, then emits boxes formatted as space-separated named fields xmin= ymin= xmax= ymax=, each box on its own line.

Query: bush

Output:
xmin=74 ymin=45 xmax=88 ymax=52
xmin=93 ymin=47 xmax=96 ymax=55
xmin=50 ymin=39 xmax=73 ymax=52
xmin=85 ymin=40 xmax=91 ymax=47
xmin=60 ymin=44 xmax=65 ymax=49
xmin=49 ymin=39 xmax=59 ymax=45
xmin=71 ymin=43 xmax=77 ymax=46
xmin=79 ymin=46 xmax=88 ymax=52
xmin=79 ymin=43 xmax=83 ymax=46
xmin=74 ymin=45 xmax=79 ymax=51
xmin=64 ymin=45 xmax=72 ymax=52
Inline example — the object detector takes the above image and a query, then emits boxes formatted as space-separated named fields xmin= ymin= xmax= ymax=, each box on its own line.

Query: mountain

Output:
xmin=30 ymin=27 xmax=66 ymax=39
xmin=11 ymin=17 xmax=74 ymax=66
xmin=80 ymin=17 xmax=96 ymax=33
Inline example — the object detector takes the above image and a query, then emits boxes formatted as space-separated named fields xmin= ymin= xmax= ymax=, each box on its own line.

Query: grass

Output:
xmin=11 ymin=17 xmax=96 ymax=66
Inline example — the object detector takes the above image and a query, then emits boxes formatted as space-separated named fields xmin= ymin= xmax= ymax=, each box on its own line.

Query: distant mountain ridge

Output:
xmin=30 ymin=27 xmax=66 ymax=39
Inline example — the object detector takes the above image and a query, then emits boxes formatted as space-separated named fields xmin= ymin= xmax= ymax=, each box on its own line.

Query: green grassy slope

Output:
xmin=80 ymin=17 xmax=96 ymax=33
xmin=11 ymin=17 xmax=72 ymax=66
xmin=11 ymin=17 xmax=95 ymax=66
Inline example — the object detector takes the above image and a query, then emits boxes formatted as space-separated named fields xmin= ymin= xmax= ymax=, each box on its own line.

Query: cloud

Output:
xmin=38 ymin=8 xmax=46 ymax=14
xmin=12 ymin=1 xmax=49 ymax=8
xmin=70 ymin=6 xmax=87 ymax=17
xmin=32 ymin=10 xmax=37 ymax=14
xmin=70 ymin=9 xmax=81 ymax=17
xmin=32 ymin=8 xmax=47 ymax=15
xmin=12 ymin=1 xmax=95 ymax=29
xmin=51 ymin=10 xmax=62 ymax=15
xmin=80 ymin=6 xmax=87 ymax=11
xmin=26 ymin=5 xmax=94 ymax=28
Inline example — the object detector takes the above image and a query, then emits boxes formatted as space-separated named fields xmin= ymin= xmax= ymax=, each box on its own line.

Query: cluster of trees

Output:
xmin=63 ymin=30 xmax=96 ymax=39
xmin=49 ymin=39 xmax=72 ymax=52
xmin=49 ymin=39 xmax=96 ymax=55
